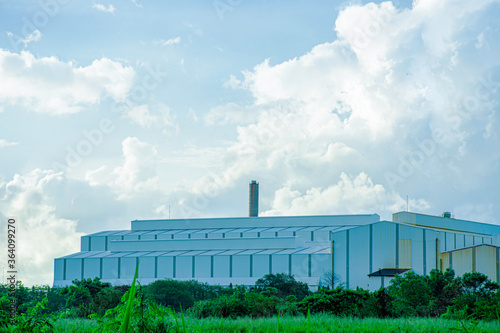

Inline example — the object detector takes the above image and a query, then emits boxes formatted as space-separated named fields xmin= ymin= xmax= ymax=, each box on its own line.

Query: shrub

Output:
xmin=143 ymin=279 xmax=195 ymax=312
xmin=255 ymin=273 xmax=310 ymax=300
xmin=299 ymin=287 xmax=370 ymax=317
xmin=387 ymin=271 xmax=431 ymax=317
xmin=60 ymin=277 xmax=123 ymax=318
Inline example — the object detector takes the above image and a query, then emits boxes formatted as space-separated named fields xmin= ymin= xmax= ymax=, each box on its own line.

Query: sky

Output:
xmin=0 ymin=0 xmax=500 ymax=286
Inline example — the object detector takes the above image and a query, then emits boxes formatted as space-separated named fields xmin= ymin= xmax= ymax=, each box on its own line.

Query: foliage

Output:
xmin=188 ymin=286 xmax=282 ymax=319
xmin=446 ymin=272 xmax=500 ymax=321
xmin=55 ymin=314 xmax=500 ymax=333
xmin=387 ymin=270 xmax=432 ymax=317
xmin=3 ymin=268 xmax=500 ymax=331
xmin=13 ymin=297 xmax=54 ymax=333
xmin=143 ymin=279 xmax=196 ymax=312
xmin=97 ymin=286 xmax=177 ymax=333
xmin=60 ymin=278 xmax=123 ymax=318
xmin=0 ymin=296 xmax=13 ymax=328
xmin=120 ymin=263 xmax=138 ymax=333
xmin=299 ymin=287 xmax=370 ymax=317
xmin=255 ymin=273 xmax=310 ymax=300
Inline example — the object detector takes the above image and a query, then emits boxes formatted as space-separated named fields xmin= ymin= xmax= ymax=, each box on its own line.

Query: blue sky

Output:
xmin=1 ymin=0 xmax=500 ymax=286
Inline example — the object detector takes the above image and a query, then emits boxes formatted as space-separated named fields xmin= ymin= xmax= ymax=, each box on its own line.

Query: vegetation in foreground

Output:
xmin=52 ymin=315 xmax=500 ymax=333
xmin=1 ymin=268 xmax=500 ymax=332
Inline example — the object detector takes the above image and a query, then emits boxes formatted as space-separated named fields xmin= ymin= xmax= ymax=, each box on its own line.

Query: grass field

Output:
xmin=52 ymin=315 xmax=500 ymax=332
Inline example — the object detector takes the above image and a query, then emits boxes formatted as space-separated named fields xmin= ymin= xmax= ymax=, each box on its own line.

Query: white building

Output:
xmin=53 ymin=211 xmax=500 ymax=290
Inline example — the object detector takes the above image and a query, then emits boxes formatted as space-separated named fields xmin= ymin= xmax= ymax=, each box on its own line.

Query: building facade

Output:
xmin=54 ymin=212 xmax=500 ymax=290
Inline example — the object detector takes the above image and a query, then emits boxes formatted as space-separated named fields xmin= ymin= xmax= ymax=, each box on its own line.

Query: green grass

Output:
xmin=52 ymin=318 xmax=99 ymax=332
xmin=52 ymin=315 xmax=500 ymax=332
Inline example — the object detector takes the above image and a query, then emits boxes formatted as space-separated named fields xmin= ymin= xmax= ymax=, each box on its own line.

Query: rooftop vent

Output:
xmin=442 ymin=211 xmax=452 ymax=218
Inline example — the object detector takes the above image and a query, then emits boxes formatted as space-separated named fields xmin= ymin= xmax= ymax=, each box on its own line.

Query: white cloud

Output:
xmin=223 ymin=74 xmax=244 ymax=90
xmin=155 ymin=37 xmax=181 ymax=46
xmin=0 ymin=170 xmax=84 ymax=286
xmin=0 ymin=139 xmax=18 ymax=148
xmin=185 ymin=23 xmax=202 ymax=36
xmin=262 ymin=173 xmax=430 ymax=216
xmin=184 ymin=0 xmax=500 ymax=221
xmin=7 ymin=29 xmax=42 ymax=47
xmin=188 ymin=108 xmax=199 ymax=122
xmin=86 ymin=137 xmax=160 ymax=199
xmin=125 ymin=103 xmax=179 ymax=133
xmin=126 ymin=105 xmax=158 ymax=128
xmin=131 ymin=0 xmax=142 ymax=8
xmin=92 ymin=3 xmax=115 ymax=13
xmin=0 ymin=50 xmax=135 ymax=114
xmin=204 ymin=102 xmax=260 ymax=126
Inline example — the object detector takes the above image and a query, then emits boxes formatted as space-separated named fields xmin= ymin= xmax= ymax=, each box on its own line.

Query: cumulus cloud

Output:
xmin=262 ymin=173 xmax=430 ymax=216
xmin=0 ymin=50 xmax=135 ymax=114
xmin=86 ymin=137 xmax=160 ymax=199
xmin=0 ymin=170 xmax=84 ymax=286
xmin=185 ymin=0 xmax=500 ymax=221
xmin=92 ymin=3 xmax=115 ymax=13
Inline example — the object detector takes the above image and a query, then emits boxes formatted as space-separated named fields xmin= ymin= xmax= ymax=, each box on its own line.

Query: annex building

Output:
xmin=54 ymin=183 xmax=500 ymax=290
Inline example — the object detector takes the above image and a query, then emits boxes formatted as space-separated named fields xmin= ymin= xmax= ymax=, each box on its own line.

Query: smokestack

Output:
xmin=249 ymin=180 xmax=259 ymax=217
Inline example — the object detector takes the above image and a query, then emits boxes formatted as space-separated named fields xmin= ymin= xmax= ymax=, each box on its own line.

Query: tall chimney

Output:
xmin=249 ymin=180 xmax=259 ymax=217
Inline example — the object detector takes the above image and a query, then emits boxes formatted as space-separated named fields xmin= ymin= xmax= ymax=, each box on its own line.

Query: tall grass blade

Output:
xmin=120 ymin=261 xmax=139 ymax=333
xmin=277 ymin=309 xmax=280 ymax=333
xmin=166 ymin=307 xmax=180 ymax=330
xmin=180 ymin=304 xmax=187 ymax=333
xmin=306 ymin=308 xmax=311 ymax=333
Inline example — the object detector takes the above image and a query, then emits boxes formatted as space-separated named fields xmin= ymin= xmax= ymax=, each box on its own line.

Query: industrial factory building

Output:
xmin=54 ymin=182 xmax=500 ymax=290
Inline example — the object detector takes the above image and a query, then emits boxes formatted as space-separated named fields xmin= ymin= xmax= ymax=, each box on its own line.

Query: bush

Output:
xmin=143 ymin=279 xmax=195 ymax=311
xmin=60 ymin=277 xmax=124 ymax=318
xmin=255 ymin=273 xmax=310 ymax=300
xmin=98 ymin=286 xmax=177 ymax=332
xmin=189 ymin=286 xmax=283 ymax=318
xmin=387 ymin=271 xmax=431 ymax=317
xmin=299 ymin=287 xmax=370 ymax=317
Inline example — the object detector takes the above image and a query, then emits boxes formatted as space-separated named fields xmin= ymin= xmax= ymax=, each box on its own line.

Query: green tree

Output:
xmin=255 ymin=273 xmax=310 ymax=300
xmin=387 ymin=271 xmax=431 ymax=317
xmin=143 ymin=279 xmax=195 ymax=311
xmin=425 ymin=268 xmax=461 ymax=316
xmin=60 ymin=277 xmax=122 ymax=317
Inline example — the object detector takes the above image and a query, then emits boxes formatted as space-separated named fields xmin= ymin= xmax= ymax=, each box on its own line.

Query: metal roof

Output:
xmin=368 ymin=268 xmax=410 ymax=277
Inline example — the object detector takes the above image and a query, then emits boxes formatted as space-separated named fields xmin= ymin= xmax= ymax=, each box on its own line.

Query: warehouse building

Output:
xmin=53 ymin=183 xmax=500 ymax=290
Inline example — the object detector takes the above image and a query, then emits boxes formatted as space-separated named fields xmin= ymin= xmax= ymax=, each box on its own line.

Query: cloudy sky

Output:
xmin=1 ymin=0 xmax=500 ymax=286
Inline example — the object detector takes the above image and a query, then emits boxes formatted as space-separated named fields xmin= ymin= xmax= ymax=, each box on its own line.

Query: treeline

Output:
xmin=188 ymin=269 xmax=500 ymax=321
xmin=0 ymin=269 xmax=499 ymax=330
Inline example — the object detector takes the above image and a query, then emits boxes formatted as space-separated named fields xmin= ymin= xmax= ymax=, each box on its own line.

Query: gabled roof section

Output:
xmin=131 ymin=214 xmax=380 ymax=231
xmin=393 ymin=211 xmax=500 ymax=236
xmin=368 ymin=268 xmax=410 ymax=277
